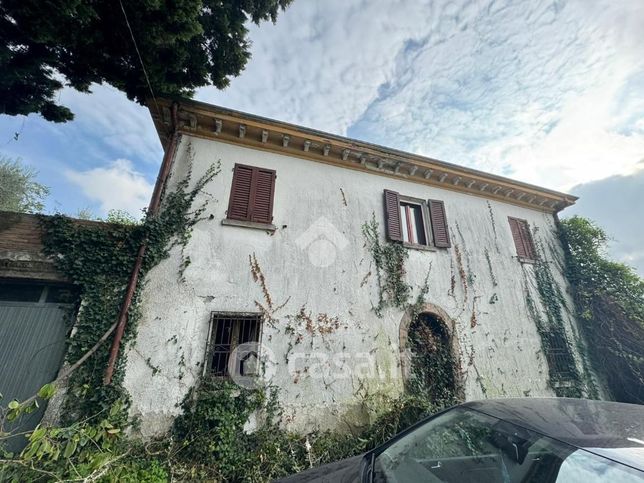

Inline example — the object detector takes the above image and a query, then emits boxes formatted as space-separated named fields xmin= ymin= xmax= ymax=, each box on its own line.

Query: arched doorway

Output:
xmin=400 ymin=308 xmax=462 ymax=406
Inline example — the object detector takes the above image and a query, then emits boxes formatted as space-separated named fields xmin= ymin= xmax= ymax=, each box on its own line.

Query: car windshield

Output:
xmin=373 ymin=407 xmax=643 ymax=483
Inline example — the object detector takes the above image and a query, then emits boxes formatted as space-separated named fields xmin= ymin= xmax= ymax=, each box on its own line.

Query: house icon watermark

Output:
xmin=228 ymin=342 xmax=277 ymax=389
xmin=295 ymin=216 xmax=349 ymax=267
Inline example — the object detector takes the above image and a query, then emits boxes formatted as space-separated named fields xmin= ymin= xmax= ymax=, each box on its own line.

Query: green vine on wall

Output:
xmin=453 ymin=244 xmax=468 ymax=301
xmin=362 ymin=214 xmax=410 ymax=316
xmin=454 ymin=221 xmax=475 ymax=287
xmin=486 ymin=201 xmax=500 ymax=253
xmin=522 ymin=235 xmax=586 ymax=398
xmin=361 ymin=214 xmax=430 ymax=319
xmin=40 ymin=160 xmax=219 ymax=423
xmin=249 ymin=252 xmax=291 ymax=327
xmin=409 ymin=270 xmax=431 ymax=323
xmin=484 ymin=248 xmax=498 ymax=288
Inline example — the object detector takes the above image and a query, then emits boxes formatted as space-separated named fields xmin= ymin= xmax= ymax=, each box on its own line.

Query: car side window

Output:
xmin=374 ymin=408 xmax=643 ymax=483
xmin=555 ymin=450 xmax=642 ymax=483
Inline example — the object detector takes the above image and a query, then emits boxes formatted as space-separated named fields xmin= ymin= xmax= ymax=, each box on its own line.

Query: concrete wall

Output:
xmin=123 ymin=135 xmax=583 ymax=437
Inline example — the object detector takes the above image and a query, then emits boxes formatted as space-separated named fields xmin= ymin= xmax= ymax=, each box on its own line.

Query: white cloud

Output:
xmin=65 ymin=159 xmax=153 ymax=218
xmin=345 ymin=0 xmax=644 ymax=191
xmin=56 ymin=84 xmax=163 ymax=165
xmin=197 ymin=0 xmax=644 ymax=194
xmin=476 ymin=78 xmax=644 ymax=191
xmin=197 ymin=0 xmax=455 ymax=133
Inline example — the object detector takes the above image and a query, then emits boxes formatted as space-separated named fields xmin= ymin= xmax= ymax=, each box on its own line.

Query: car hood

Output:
xmin=273 ymin=454 xmax=363 ymax=483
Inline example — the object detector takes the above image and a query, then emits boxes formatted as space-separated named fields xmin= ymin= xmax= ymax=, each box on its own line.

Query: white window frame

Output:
xmin=398 ymin=195 xmax=433 ymax=250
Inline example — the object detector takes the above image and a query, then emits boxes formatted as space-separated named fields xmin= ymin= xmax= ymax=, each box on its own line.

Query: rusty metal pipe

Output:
xmin=103 ymin=102 xmax=179 ymax=385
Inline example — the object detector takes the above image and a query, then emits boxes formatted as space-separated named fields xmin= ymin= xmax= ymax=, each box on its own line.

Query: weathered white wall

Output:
xmin=123 ymin=135 xmax=583 ymax=437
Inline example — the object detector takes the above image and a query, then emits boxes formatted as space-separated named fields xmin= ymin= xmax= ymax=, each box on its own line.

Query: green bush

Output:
xmin=559 ymin=216 xmax=644 ymax=403
xmin=2 ymin=383 xmax=448 ymax=482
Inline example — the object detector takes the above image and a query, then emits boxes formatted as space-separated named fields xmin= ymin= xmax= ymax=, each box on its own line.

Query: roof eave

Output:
xmin=147 ymin=97 xmax=577 ymax=213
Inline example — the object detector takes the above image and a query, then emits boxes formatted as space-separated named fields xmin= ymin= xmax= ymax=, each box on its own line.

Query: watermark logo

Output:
xmin=295 ymin=217 xmax=349 ymax=267
xmin=228 ymin=346 xmax=401 ymax=389
xmin=228 ymin=342 xmax=277 ymax=389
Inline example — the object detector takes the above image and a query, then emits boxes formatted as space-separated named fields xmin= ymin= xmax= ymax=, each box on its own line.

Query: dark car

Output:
xmin=275 ymin=398 xmax=644 ymax=483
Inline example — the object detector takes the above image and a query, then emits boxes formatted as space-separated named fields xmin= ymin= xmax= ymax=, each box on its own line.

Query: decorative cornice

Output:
xmin=149 ymin=98 xmax=577 ymax=213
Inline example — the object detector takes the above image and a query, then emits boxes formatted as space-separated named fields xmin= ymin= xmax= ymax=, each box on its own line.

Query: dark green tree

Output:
xmin=559 ymin=216 xmax=644 ymax=403
xmin=0 ymin=156 xmax=50 ymax=213
xmin=0 ymin=0 xmax=292 ymax=122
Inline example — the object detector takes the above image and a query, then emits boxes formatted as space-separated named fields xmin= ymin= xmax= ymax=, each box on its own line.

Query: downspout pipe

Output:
xmin=103 ymin=102 xmax=179 ymax=385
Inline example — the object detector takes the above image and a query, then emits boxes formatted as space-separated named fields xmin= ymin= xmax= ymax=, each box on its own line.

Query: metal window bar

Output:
xmin=546 ymin=349 xmax=576 ymax=379
xmin=541 ymin=331 xmax=577 ymax=381
xmin=206 ymin=313 xmax=261 ymax=378
xmin=238 ymin=318 xmax=259 ymax=376
xmin=210 ymin=318 xmax=233 ymax=376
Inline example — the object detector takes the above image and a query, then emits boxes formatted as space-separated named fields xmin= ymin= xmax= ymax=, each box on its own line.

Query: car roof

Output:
xmin=462 ymin=398 xmax=644 ymax=469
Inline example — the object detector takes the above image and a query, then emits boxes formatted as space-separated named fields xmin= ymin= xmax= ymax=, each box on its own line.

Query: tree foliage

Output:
xmin=0 ymin=156 xmax=49 ymax=213
xmin=559 ymin=215 xmax=644 ymax=403
xmin=105 ymin=209 xmax=139 ymax=225
xmin=74 ymin=208 xmax=140 ymax=224
xmin=0 ymin=0 xmax=293 ymax=122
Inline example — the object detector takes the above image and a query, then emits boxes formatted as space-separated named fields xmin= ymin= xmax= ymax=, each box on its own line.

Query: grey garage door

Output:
xmin=0 ymin=283 xmax=73 ymax=453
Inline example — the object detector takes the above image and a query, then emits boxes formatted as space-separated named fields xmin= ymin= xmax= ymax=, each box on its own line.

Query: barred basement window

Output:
xmin=205 ymin=313 xmax=261 ymax=377
xmin=542 ymin=332 xmax=577 ymax=383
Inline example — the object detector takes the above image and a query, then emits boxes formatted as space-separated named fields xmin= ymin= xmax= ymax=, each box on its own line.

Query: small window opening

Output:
xmin=206 ymin=313 xmax=261 ymax=377
xmin=400 ymin=202 xmax=427 ymax=245
xmin=542 ymin=332 xmax=577 ymax=382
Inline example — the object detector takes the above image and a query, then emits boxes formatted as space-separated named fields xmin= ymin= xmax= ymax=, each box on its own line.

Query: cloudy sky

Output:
xmin=1 ymin=0 xmax=642 ymax=273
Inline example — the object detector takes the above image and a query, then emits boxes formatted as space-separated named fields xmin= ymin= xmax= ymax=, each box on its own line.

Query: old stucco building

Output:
xmin=116 ymin=99 xmax=587 ymax=437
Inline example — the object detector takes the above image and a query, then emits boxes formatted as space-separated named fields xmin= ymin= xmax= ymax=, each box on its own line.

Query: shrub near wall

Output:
xmin=559 ymin=216 xmax=644 ymax=403
xmin=1 ymin=380 xmax=445 ymax=481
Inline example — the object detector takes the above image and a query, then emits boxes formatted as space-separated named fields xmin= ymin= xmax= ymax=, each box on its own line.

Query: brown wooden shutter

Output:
xmin=227 ymin=164 xmax=254 ymax=221
xmin=250 ymin=168 xmax=276 ymax=223
xmin=428 ymin=200 xmax=450 ymax=248
xmin=384 ymin=190 xmax=403 ymax=241
xmin=508 ymin=217 xmax=536 ymax=260
xmin=518 ymin=219 xmax=537 ymax=260
xmin=508 ymin=217 xmax=524 ymax=257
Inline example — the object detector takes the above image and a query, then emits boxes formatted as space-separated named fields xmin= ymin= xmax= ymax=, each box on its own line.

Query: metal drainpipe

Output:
xmin=103 ymin=102 xmax=179 ymax=385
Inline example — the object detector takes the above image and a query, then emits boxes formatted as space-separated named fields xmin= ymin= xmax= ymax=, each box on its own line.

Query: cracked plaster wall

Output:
xmin=123 ymin=135 xmax=582 ymax=437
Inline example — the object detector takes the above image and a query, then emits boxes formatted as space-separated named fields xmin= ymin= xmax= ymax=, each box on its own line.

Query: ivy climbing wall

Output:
xmin=123 ymin=135 xmax=588 ymax=438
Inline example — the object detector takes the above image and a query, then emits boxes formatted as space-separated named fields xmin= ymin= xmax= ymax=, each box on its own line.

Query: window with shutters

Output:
xmin=225 ymin=163 xmax=276 ymax=228
xmin=508 ymin=217 xmax=537 ymax=261
xmin=384 ymin=190 xmax=451 ymax=249
xmin=399 ymin=198 xmax=429 ymax=246
xmin=205 ymin=313 xmax=261 ymax=378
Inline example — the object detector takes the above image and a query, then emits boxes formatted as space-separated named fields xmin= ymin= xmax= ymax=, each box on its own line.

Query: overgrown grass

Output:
xmin=2 ymin=380 xmax=446 ymax=482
